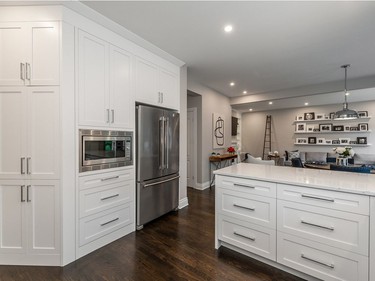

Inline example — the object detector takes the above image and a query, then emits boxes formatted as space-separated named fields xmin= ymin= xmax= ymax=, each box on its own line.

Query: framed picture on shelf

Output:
xmin=332 ymin=140 xmax=340 ymax=145
xmin=333 ymin=125 xmax=344 ymax=132
xmin=296 ymin=138 xmax=308 ymax=144
xmin=329 ymin=112 xmax=335 ymax=120
xmin=296 ymin=123 xmax=306 ymax=132
xmin=344 ymin=125 xmax=351 ymax=132
xmin=357 ymin=137 xmax=367 ymax=144
xmin=317 ymin=138 xmax=325 ymax=144
xmin=358 ymin=111 xmax=368 ymax=118
xmin=315 ymin=113 xmax=325 ymax=120
xmin=349 ymin=141 xmax=357 ymax=145
xmin=296 ymin=115 xmax=304 ymax=121
xmin=350 ymin=126 xmax=358 ymax=131
xmin=339 ymin=138 xmax=350 ymax=145
xmin=319 ymin=124 xmax=332 ymax=132
xmin=308 ymin=137 xmax=317 ymax=144
xmin=326 ymin=140 xmax=332 ymax=144
xmin=306 ymin=125 xmax=315 ymax=132
xmin=304 ymin=112 xmax=315 ymax=120
xmin=359 ymin=123 xmax=368 ymax=131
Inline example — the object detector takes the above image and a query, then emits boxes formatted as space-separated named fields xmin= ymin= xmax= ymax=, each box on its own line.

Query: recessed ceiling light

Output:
xmin=243 ymin=91 xmax=247 ymax=94
xmin=224 ymin=25 xmax=233 ymax=33
xmin=304 ymin=102 xmax=309 ymax=106
xmin=249 ymin=108 xmax=253 ymax=111
xmin=345 ymin=92 xmax=350 ymax=96
xmin=269 ymin=101 xmax=273 ymax=105
xmin=230 ymin=82 xmax=235 ymax=86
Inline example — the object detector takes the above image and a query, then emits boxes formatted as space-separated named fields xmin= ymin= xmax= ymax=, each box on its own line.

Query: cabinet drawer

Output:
xmin=218 ymin=215 xmax=276 ymax=261
xmin=79 ymin=204 xmax=134 ymax=246
xmin=217 ymin=188 xmax=276 ymax=229
xmin=277 ymin=233 xmax=368 ymax=281
xmin=79 ymin=169 xmax=133 ymax=190
xmin=216 ymin=175 xmax=276 ymax=198
xmin=277 ymin=200 xmax=369 ymax=256
xmin=277 ymin=184 xmax=369 ymax=215
xmin=79 ymin=180 xmax=133 ymax=218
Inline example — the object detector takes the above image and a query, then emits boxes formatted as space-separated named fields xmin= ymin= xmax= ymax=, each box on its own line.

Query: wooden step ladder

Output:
xmin=262 ymin=115 xmax=272 ymax=160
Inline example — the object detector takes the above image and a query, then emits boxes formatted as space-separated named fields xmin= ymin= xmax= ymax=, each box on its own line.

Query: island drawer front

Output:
xmin=79 ymin=169 xmax=134 ymax=191
xmin=217 ymin=188 xmax=276 ymax=229
xmin=218 ymin=215 xmax=276 ymax=261
xmin=277 ymin=200 xmax=369 ymax=256
xmin=277 ymin=233 xmax=368 ymax=281
xmin=216 ymin=175 xmax=276 ymax=198
xmin=277 ymin=183 xmax=369 ymax=215
xmin=79 ymin=179 xmax=133 ymax=218
xmin=79 ymin=203 xmax=134 ymax=246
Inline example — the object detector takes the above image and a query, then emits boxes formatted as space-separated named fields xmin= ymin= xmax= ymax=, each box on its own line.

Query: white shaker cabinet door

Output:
xmin=134 ymin=56 xmax=158 ymax=105
xmin=159 ymin=67 xmax=179 ymax=110
xmin=78 ymin=30 xmax=109 ymax=127
xmin=0 ymin=23 xmax=27 ymax=86
xmin=0 ymin=88 xmax=27 ymax=179
xmin=109 ymin=45 xmax=133 ymax=129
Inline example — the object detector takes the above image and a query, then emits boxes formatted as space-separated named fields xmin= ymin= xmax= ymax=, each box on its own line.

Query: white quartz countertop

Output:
xmin=214 ymin=163 xmax=375 ymax=196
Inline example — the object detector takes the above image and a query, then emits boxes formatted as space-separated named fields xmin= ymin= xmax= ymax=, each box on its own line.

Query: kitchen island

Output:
xmin=214 ymin=163 xmax=375 ymax=281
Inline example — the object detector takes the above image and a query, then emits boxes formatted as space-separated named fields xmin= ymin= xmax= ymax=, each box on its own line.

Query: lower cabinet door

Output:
xmin=277 ymin=232 xmax=368 ymax=281
xmin=218 ymin=215 xmax=276 ymax=261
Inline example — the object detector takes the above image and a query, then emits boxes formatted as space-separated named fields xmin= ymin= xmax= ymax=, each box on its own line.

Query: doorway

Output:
xmin=187 ymin=107 xmax=197 ymax=188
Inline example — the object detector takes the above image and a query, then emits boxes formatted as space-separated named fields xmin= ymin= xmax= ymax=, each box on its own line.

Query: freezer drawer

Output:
xmin=137 ymin=174 xmax=179 ymax=228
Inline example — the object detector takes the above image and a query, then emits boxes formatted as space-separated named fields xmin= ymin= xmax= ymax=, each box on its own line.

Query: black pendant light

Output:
xmin=333 ymin=64 xmax=359 ymax=120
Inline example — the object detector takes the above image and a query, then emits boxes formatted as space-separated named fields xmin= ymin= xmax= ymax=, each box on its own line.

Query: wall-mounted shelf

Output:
xmin=293 ymin=117 xmax=371 ymax=124
xmin=294 ymin=143 xmax=371 ymax=147
xmin=294 ymin=130 xmax=371 ymax=134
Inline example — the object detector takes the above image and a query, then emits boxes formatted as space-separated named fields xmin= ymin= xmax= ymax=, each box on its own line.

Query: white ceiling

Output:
xmin=9 ymin=1 xmax=370 ymax=112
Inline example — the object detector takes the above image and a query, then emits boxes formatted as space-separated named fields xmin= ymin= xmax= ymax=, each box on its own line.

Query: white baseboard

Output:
xmin=179 ymin=197 xmax=189 ymax=209
xmin=194 ymin=181 xmax=210 ymax=190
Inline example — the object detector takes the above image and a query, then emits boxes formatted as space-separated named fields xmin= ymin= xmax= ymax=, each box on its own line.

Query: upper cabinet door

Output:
xmin=29 ymin=22 xmax=59 ymax=86
xmin=78 ymin=30 xmax=110 ymax=127
xmin=109 ymin=45 xmax=133 ymax=129
xmin=0 ymin=23 xmax=27 ymax=86
xmin=159 ymin=67 xmax=179 ymax=110
xmin=134 ymin=57 xmax=159 ymax=105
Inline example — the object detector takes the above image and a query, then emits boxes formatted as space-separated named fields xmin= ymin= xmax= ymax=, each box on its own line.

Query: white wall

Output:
xmin=187 ymin=80 xmax=232 ymax=187
xmin=242 ymin=100 xmax=375 ymax=157
xmin=179 ymin=65 xmax=188 ymax=208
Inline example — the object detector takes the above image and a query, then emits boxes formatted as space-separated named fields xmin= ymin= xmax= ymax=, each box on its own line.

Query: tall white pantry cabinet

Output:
xmin=0 ymin=5 xmax=182 ymax=266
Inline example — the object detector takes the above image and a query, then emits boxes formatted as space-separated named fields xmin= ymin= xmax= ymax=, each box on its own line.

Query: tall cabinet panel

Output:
xmin=159 ymin=68 xmax=178 ymax=110
xmin=135 ymin=57 xmax=159 ymax=105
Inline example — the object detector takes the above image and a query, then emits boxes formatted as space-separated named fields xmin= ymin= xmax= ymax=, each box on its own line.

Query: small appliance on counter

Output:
xmin=136 ymin=104 xmax=180 ymax=230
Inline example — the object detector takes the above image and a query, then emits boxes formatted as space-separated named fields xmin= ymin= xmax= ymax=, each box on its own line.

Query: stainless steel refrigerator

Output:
xmin=136 ymin=104 xmax=180 ymax=229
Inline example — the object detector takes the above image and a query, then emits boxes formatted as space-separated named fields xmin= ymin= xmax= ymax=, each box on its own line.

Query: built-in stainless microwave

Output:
xmin=79 ymin=129 xmax=133 ymax=173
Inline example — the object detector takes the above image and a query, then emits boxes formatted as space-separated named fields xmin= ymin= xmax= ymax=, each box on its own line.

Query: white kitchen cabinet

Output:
xmin=78 ymin=30 xmax=133 ymax=129
xmin=0 ymin=180 xmax=60 ymax=259
xmin=135 ymin=56 xmax=179 ymax=109
xmin=0 ymin=87 xmax=60 ymax=180
xmin=0 ymin=22 xmax=59 ymax=86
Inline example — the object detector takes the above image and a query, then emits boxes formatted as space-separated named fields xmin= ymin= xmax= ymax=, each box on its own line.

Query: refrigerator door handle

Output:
xmin=159 ymin=117 xmax=165 ymax=170
xmin=164 ymin=117 xmax=169 ymax=169
xmin=143 ymin=175 xmax=180 ymax=188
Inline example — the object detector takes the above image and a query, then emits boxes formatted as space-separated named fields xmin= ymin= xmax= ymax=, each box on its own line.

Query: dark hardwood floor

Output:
xmin=0 ymin=187 xmax=305 ymax=281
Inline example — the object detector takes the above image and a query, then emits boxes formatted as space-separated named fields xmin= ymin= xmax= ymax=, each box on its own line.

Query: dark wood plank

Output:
xmin=0 ymin=187 xmax=305 ymax=281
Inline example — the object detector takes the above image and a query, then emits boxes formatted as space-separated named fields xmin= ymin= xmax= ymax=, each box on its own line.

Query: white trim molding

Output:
xmin=179 ymin=197 xmax=189 ymax=209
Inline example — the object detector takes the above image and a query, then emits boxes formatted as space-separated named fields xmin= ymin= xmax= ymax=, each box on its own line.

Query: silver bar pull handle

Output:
xmin=100 ymin=217 xmax=119 ymax=226
xmin=164 ymin=117 xmax=169 ymax=169
xmin=234 ymin=183 xmax=255 ymax=189
xmin=21 ymin=157 xmax=26 ymax=174
xmin=20 ymin=63 xmax=25 ymax=81
xmin=234 ymin=231 xmax=255 ymax=241
xmin=301 ymin=194 xmax=335 ymax=202
xmin=101 ymin=175 xmax=119 ymax=182
xmin=26 ymin=185 xmax=31 ymax=202
xmin=301 ymin=220 xmax=334 ymax=231
xmin=26 ymin=63 xmax=31 ymax=81
xmin=27 ymin=157 xmax=31 ymax=174
xmin=161 ymin=92 xmax=163 ymax=103
xmin=233 ymin=203 xmax=255 ymax=211
xmin=101 ymin=194 xmax=119 ymax=201
xmin=21 ymin=185 xmax=25 ymax=202
xmin=144 ymin=175 xmax=180 ymax=188
xmin=111 ymin=109 xmax=114 ymax=123
xmin=106 ymin=109 xmax=110 ymax=123
xmin=159 ymin=117 xmax=165 ymax=169
xmin=301 ymin=254 xmax=335 ymax=269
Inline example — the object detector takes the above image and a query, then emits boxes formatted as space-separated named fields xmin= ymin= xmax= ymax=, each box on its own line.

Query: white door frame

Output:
xmin=187 ymin=107 xmax=197 ymax=189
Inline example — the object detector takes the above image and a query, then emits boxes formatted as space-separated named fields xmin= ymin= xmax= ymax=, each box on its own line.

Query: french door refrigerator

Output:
xmin=136 ymin=104 xmax=179 ymax=229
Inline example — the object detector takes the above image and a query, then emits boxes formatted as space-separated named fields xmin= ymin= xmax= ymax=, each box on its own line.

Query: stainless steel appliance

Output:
xmin=136 ymin=104 xmax=179 ymax=229
xmin=79 ymin=129 xmax=133 ymax=172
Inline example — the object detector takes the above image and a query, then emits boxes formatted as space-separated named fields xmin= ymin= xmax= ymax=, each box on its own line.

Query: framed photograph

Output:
xmin=344 ymin=125 xmax=351 ymax=132
xmin=339 ymin=138 xmax=350 ymax=145
xmin=357 ymin=137 xmax=367 ymax=144
xmin=325 ymin=140 xmax=332 ymax=144
xmin=304 ymin=112 xmax=315 ymax=121
xmin=358 ymin=111 xmax=368 ymax=118
xmin=333 ymin=125 xmax=344 ymax=132
xmin=296 ymin=138 xmax=308 ymax=144
xmin=350 ymin=126 xmax=359 ymax=131
xmin=329 ymin=112 xmax=335 ymax=120
xmin=319 ymin=123 xmax=332 ymax=132
xmin=296 ymin=115 xmax=304 ymax=121
xmin=317 ymin=138 xmax=325 ymax=144
xmin=296 ymin=123 xmax=306 ymax=132
xmin=315 ymin=113 xmax=325 ymax=120
xmin=349 ymin=141 xmax=357 ymax=145
xmin=332 ymin=140 xmax=340 ymax=145
xmin=308 ymin=137 xmax=317 ymax=144
xmin=359 ymin=123 xmax=368 ymax=131
xmin=306 ymin=124 xmax=315 ymax=132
